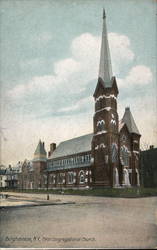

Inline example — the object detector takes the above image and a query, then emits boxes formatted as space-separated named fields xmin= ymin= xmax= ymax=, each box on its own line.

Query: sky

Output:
xmin=0 ymin=0 xmax=157 ymax=166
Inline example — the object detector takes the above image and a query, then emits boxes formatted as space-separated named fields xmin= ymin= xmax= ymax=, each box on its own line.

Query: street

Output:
xmin=0 ymin=193 xmax=157 ymax=248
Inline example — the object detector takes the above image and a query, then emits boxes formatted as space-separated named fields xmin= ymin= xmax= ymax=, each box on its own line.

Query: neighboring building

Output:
xmin=0 ymin=166 xmax=20 ymax=188
xmin=5 ymin=166 xmax=20 ymax=188
xmin=18 ymin=160 xmax=33 ymax=189
xmin=0 ymin=164 xmax=7 ymax=169
xmin=140 ymin=147 xmax=157 ymax=188
xmin=0 ymin=169 xmax=7 ymax=188
xmin=18 ymin=141 xmax=47 ymax=189
xmin=18 ymin=10 xmax=141 ymax=190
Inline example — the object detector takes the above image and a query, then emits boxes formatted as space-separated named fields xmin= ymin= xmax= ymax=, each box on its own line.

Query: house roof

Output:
xmin=119 ymin=120 xmax=125 ymax=132
xmin=121 ymin=107 xmax=140 ymax=135
xmin=49 ymin=133 xmax=93 ymax=159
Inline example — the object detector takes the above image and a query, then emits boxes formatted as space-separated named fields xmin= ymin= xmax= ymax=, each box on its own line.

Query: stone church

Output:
xmin=19 ymin=10 xmax=141 ymax=190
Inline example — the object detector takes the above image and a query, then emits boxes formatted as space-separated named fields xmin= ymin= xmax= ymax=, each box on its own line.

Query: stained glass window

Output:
xmin=111 ymin=143 xmax=118 ymax=163
xmin=120 ymin=146 xmax=129 ymax=166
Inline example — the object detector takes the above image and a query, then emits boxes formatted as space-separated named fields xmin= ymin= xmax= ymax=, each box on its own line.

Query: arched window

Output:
xmin=44 ymin=175 xmax=47 ymax=185
xmin=79 ymin=170 xmax=85 ymax=184
xmin=101 ymin=120 xmax=105 ymax=130
xmin=120 ymin=146 xmax=129 ymax=167
xmin=111 ymin=143 xmax=118 ymax=163
xmin=97 ymin=119 xmax=105 ymax=131
xmin=52 ymin=174 xmax=56 ymax=184
xmin=58 ymin=173 xmax=64 ymax=184
xmin=121 ymin=134 xmax=126 ymax=142
xmin=68 ymin=172 xmax=74 ymax=184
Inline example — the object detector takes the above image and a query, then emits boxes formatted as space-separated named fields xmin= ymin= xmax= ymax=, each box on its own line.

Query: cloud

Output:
xmin=7 ymin=32 xmax=136 ymax=100
xmin=7 ymin=31 xmax=153 ymax=122
xmin=108 ymin=32 xmax=134 ymax=74
xmin=2 ymin=92 xmax=156 ymax=166
xmin=58 ymin=96 xmax=93 ymax=113
xmin=54 ymin=58 xmax=80 ymax=77
xmin=3 ymin=31 xmax=155 ymax=166
xmin=71 ymin=33 xmax=100 ymax=61
xmin=7 ymin=75 xmax=57 ymax=99
xmin=1 ymin=111 xmax=93 ymax=165
xmin=125 ymin=65 xmax=153 ymax=85
xmin=117 ymin=65 xmax=153 ymax=88
xmin=7 ymin=32 xmax=100 ymax=100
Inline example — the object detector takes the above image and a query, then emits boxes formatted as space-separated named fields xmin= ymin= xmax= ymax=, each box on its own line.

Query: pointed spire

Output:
xmin=33 ymin=140 xmax=47 ymax=162
xmin=122 ymin=107 xmax=140 ymax=135
xmin=34 ymin=140 xmax=46 ymax=155
xmin=99 ymin=9 xmax=113 ymax=86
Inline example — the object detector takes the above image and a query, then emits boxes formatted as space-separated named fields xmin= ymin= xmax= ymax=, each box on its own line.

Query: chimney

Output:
xmin=49 ymin=143 xmax=56 ymax=157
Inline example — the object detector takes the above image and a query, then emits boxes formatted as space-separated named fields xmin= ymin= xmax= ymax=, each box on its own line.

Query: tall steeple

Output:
xmin=92 ymin=10 xmax=119 ymax=188
xmin=98 ymin=8 xmax=113 ymax=86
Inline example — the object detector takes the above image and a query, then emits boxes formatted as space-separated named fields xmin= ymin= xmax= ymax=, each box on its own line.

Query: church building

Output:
xmin=19 ymin=10 xmax=141 ymax=190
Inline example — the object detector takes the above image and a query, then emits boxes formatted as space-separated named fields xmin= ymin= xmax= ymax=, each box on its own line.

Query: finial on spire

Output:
xmin=125 ymin=106 xmax=130 ymax=111
xmin=103 ymin=8 xmax=106 ymax=19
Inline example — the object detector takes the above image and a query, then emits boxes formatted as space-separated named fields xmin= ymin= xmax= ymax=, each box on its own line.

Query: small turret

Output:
xmin=33 ymin=140 xmax=47 ymax=162
xmin=122 ymin=107 xmax=140 ymax=135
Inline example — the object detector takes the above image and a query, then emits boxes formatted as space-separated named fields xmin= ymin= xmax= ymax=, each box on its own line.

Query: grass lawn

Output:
xmin=1 ymin=187 xmax=157 ymax=198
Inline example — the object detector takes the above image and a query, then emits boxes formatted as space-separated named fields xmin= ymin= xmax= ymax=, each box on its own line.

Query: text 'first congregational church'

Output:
xmin=19 ymin=10 xmax=141 ymax=189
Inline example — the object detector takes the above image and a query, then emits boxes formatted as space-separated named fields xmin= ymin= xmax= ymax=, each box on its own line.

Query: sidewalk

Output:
xmin=0 ymin=193 xmax=75 ymax=208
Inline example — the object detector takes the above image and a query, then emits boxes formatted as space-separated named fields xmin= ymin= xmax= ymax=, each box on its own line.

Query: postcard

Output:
xmin=0 ymin=0 xmax=157 ymax=249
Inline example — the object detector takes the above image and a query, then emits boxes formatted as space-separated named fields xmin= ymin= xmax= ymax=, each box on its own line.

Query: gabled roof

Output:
xmin=118 ymin=120 xmax=130 ymax=136
xmin=33 ymin=140 xmax=47 ymax=162
xmin=121 ymin=107 xmax=140 ymax=135
xmin=49 ymin=133 xmax=93 ymax=159
xmin=119 ymin=120 xmax=125 ymax=132
xmin=34 ymin=140 xmax=47 ymax=156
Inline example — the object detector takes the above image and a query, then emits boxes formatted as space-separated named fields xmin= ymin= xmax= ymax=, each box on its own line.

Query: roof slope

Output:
xmin=49 ymin=133 xmax=93 ymax=159
xmin=34 ymin=140 xmax=46 ymax=155
xmin=122 ymin=107 xmax=140 ymax=135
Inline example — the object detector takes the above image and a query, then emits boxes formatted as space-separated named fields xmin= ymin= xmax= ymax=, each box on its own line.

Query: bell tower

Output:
xmin=92 ymin=9 xmax=119 ymax=187
xmin=33 ymin=140 xmax=47 ymax=188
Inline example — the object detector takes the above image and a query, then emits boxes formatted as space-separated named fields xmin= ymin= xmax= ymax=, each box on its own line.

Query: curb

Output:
xmin=0 ymin=201 xmax=75 ymax=209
